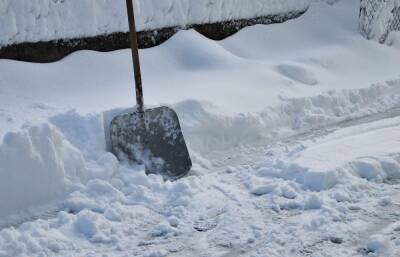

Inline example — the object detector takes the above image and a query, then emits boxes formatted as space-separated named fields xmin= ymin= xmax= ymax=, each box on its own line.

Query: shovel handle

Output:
xmin=126 ymin=0 xmax=144 ymax=112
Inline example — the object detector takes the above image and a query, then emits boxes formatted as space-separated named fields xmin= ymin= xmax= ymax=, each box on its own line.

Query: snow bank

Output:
xmin=1 ymin=78 xmax=399 ymax=222
xmin=0 ymin=123 xmax=86 ymax=220
xmin=0 ymin=0 xmax=309 ymax=47
xmin=176 ymin=80 xmax=400 ymax=155
xmin=2 ymin=77 xmax=391 ymax=219
xmin=250 ymin=116 xmax=400 ymax=204
xmin=3 ymin=110 xmax=400 ymax=256
xmin=0 ymin=117 xmax=121 ymax=222
xmin=254 ymin=153 xmax=400 ymax=194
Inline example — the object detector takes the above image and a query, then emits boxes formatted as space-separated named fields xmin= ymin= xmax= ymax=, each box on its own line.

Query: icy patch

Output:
xmin=248 ymin=117 xmax=400 ymax=214
xmin=1 ymin=79 xmax=399 ymax=222
xmin=174 ymin=81 xmax=400 ymax=155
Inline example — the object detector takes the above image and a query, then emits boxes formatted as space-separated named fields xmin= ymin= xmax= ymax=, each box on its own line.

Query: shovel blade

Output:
xmin=110 ymin=106 xmax=192 ymax=179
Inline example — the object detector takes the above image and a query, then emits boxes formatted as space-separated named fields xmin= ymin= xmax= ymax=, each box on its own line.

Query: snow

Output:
xmin=292 ymin=118 xmax=400 ymax=173
xmin=0 ymin=124 xmax=86 ymax=222
xmin=0 ymin=0 xmax=309 ymax=47
xmin=1 ymin=0 xmax=400 ymax=256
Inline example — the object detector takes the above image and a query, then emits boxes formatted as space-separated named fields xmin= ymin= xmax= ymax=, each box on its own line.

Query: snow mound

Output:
xmin=0 ymin=123 xmax=86 ymax=220
xmin=63 ymin=179 xmax=127 ymax=214
xmin=73 ymin=209 xmax=115 ymax=243
xmin=1 ymin=78 xmax=400 ymax=222
xmin=250 ymin=116 xmax=400 ymax=202
xmin=175 ymin=80 xmax=400 ymax=155
xmin=255 ymin=161 xmax=340 ymax=191
xmin=159 ymin=30 xmax=241 ymax=70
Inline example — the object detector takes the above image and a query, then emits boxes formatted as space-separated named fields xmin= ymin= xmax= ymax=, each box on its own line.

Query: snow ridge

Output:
xmin=176 ymin=80 xmax=400 ymax=155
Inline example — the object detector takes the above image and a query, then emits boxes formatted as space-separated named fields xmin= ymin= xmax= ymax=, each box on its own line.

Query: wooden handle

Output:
xmin=126 ymin=0 xmax=144 ymax=112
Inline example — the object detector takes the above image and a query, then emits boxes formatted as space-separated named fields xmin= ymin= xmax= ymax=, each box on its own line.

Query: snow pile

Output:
xmin=0 ymin=124 xmax=86 ymax=221
xmin=1 ymin=1 xmax=400 ymax=256
xmin=177 ymin=80 xmax=400 ymax=155
xmin=0 ymin=0 xmax=309 ymax=47
xmin=0 ymin=116 xmax=121 ymax=223
xmin=1 ymin=78 xmax=400 ymax=223
xmin=3 ymin=111 xmax=400 ymax=256
xmin=247 ymin=116 xmax=400 ymax=212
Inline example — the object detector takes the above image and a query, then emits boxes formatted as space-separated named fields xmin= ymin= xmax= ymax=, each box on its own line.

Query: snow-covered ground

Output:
xmin=1 ymin=0 xmax=400 ymax=256
xmin=0 ymin=0 xmax=308 ymax=46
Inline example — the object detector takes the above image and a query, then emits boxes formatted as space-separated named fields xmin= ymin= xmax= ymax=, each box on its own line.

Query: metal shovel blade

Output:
xmin=110 ymin=106 xmax=192 ymax=179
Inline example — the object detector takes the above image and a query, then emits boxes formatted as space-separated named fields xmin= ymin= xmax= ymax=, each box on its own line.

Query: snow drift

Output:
xmin=1 ymin=0 xmax=400 ymax=223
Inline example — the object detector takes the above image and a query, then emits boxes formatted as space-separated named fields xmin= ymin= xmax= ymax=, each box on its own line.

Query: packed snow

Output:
xmin=0 ymin=0 xmax=309 ymax=47
xmin=1 ymin=0 xmax=400 ymax=256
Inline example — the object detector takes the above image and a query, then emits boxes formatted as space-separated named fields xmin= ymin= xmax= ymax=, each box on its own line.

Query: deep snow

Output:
xmin=1 ymin=0 xmax=400 ymax=256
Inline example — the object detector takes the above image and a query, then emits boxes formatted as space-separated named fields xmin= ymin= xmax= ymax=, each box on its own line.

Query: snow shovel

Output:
xmin=110 ymin=0 xmax=192 ymax=179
